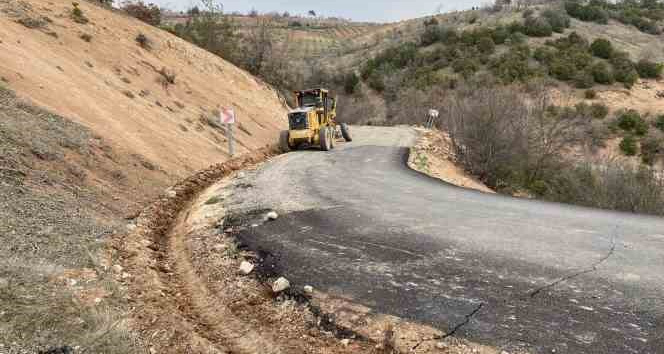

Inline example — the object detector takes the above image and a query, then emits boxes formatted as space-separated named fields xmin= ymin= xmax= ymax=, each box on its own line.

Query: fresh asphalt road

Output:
xmin=225 ymin=126 xmax=664 ymax=354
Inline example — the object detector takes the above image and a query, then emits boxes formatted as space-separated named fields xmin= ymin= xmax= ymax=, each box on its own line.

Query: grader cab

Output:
xmin=280 ymin=88 xmax=352 ymax=151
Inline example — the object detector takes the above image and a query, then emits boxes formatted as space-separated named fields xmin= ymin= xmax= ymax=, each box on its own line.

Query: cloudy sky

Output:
xmin=152 ymin=0 xmax=486 ymax=22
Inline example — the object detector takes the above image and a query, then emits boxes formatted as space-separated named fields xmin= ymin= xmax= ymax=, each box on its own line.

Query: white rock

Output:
xmin=121 ymin=272 xmax=131 ymax=279
xmin=126 ymin=223 xmax=137 ymax=231
xmin=68 ymin=279 xmax=78 ymax=286
xmin=340 ymin=338 xmax=350 ymax=346
xmin=500 ymin=351 xmax=511 ymax=354
xmin=224 ymin=228 xmax=233 ymax=233
xmin=272 ymin=277 xmax=290 ymax=293
xmin=266 ymin=211 xmax=279 ymax=220
xmin=213 ymin=243 xmax=227 ymax=251
xmin=112 ymin=264 xmax=124 ymax=273
xmin=435 ymin=342 xmax=448 ymax=349
xmin=166 ymin=190 xmax=177 ymax=198
xmin=239 ymin=261 xmax=254 ymax=275
xmin=303 ymin=285 xmax=314 ymax=294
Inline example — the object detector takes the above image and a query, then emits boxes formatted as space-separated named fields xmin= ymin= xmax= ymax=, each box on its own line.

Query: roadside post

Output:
xmin=220 ymin=107 xmax=236 ymax=156
xmin=426 ymin=109 xmax=439 ymax=129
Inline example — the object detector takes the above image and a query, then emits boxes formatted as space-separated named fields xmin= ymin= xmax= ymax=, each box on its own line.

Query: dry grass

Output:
xmin=0 ymin=86 xmax=164 ymax=353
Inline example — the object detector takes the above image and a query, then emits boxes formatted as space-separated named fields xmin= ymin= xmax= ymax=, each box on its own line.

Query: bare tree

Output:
xmin=440 ymin=84 xmax=584 ymax=189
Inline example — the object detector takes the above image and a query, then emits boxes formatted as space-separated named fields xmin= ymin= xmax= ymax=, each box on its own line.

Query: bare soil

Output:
xmin=0 ymin=0 xmax=288 ymax=177
xmin=408 ymin=129 xmax=494 ymax=194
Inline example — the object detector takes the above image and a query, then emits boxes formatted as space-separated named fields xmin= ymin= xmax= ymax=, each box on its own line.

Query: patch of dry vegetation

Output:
xmin=0 ymin=86 xmax=161 ymax=353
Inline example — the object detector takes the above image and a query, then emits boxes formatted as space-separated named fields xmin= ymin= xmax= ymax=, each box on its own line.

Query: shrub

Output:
xmin=367 ymin=71 xmax=385 ymax=92
xmin=534 ymin=46 xmax=557 ymax=64
xmin=656 ymin=115 xmax=664 ymax=131
xmin=71 ymin=2 xmax=89 ymax=24
xmin=477 ymin=36 xmax=495 ymax=54
xmin=575 ymin=102 xmax=591 ymax=117
xmin=635 ymin=59 xmax=663 ymax=78
xmin=452 ymin=57 xmax=480 ymax=79
xmin=157 ymin=67 xmax=176 ymax=87
xmin=590 ymin=38 xmax=613 ymax=59
xmin=590 ymin=102 xmax=609 ymax=119
xmin=640 ymin=136 xmax=662 ymax=165
xmin=524 ymin=16 xmax=553 ymax=37
xmin=135 ymin=33 xmax=151 ymax=49
xmin=550 ymin=58 xmax=576 ymax=81
xmin=541 ymin=9 xmax=571 ymax=33
xmin=491 ymin=45 xmax=534 ymax=83
xmin=421 ymin=25 xmax=442 ymax=46
xmin=585 ymin=89 xmax=597 ymax=99
xmin=523 ymin=8 xmax=535 ymax=18
xmin=121 ymin=1 xmax=161 ymax=26
xmin=491 ymin=25 xmax=510 ymax=45
xmin=611 ymin=54 xmax=638 ymax=87
xmin=617 ymin=109 xmax=642 ymax=131
xmin=635 ymin=116 xmax=649 ymax=136
xmin=344 ymin=72 xmax=360 ymax=94
xmin=565 ymin=1 xmax=609 ymax=24
xmin=574 ymin=70 xmax=595 ymax=88
xmin=80 ymin=33 xmax=92 ymax=42
xmin=591 ymin=62 xmax=614 ymax=84
xmin=507 ymin=32 xmax=527 ymax=45
xmin=620 ymin=135 xmax=638 ymax=156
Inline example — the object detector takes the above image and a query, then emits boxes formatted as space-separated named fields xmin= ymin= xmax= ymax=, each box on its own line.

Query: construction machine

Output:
xmin=280 ymin=88 xmax=352 ymax=151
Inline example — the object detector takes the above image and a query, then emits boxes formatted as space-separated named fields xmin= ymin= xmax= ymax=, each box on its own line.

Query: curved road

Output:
xmin=224 ymin=127 xmax=664 ymax=354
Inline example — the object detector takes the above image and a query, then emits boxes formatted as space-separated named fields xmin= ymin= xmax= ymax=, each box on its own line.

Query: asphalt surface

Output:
xmin=224 ymin=126 xmax=664 ymax=354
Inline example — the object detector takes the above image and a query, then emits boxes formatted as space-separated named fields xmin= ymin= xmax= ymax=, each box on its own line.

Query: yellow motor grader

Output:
xmin=279 ymin=88 xmax=352 ymax=151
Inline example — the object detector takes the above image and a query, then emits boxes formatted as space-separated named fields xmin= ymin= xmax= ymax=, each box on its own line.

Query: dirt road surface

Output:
xmin=223 ymin=126 xmax=664 ymax=354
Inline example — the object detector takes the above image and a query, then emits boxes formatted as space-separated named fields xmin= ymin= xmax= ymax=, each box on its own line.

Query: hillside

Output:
xmin=0 ymin=1 xmax=288 ymax=352
xmin=0 ymin=0 xmax=288 ymax=177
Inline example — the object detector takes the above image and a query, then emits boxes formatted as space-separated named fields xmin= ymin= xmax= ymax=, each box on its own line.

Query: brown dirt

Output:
xmin=408 ymin=129 xmax=494 ymax=194
xmin=0 ymin=0 xmax=288 ymax=177
xmin=117 ymin=148 xmax=382 ymax=353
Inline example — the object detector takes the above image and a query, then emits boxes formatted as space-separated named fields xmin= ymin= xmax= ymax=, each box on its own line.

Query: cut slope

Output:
xmin=0 ymin=0 xmax=288 ymax=177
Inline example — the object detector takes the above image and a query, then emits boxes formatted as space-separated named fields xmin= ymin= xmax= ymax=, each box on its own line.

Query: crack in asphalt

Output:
xmin=529 ymin=236 xmax=617 ymax=298
xmin=410 ymin=303 xmax=485 ymax=350
xmin=443 ymin=303 xmax=485 ymax=339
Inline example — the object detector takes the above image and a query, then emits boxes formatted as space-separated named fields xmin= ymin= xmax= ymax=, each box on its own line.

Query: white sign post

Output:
xmin=220 ymin=107 xmax=236 ymax=156
xmin=426 ymin=109 xmax=439 ymax=129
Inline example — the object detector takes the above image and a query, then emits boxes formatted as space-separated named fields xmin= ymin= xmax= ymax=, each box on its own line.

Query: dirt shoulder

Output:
xmin=408 ymin=128 xmax=494 ymax=194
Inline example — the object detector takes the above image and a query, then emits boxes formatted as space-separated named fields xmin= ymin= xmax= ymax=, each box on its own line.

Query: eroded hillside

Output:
xmin=0 ymin=0 xmax=288 ymax=177
xmin=0 ymin=1 xmax=288 ymax=352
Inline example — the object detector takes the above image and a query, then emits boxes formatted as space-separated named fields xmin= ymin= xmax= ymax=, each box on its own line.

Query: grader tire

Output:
xmin=329 ymin=127 xmax=336 ymax=149
xmin=319 ymin=127 xmax=331 ymax=151
xmin=340 ymin=123 xmax=352 ymax=142
xmin=279 ymin=130 xmax=292 ymax=152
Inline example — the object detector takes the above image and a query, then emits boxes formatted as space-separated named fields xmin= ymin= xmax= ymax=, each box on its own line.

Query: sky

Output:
xmin=151 ymin=0 xmax=487 ymax=23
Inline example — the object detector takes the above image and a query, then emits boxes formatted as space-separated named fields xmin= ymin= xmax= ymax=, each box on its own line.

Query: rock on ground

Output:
xmin=272 ymin=277 xmax=290 ymax=293
xmin=239 ymin=261 xmax=254 ymax=275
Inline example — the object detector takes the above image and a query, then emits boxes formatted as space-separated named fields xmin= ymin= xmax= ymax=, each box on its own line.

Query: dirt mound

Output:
xmin=0 ymin=0 xmax=288 ymax=177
